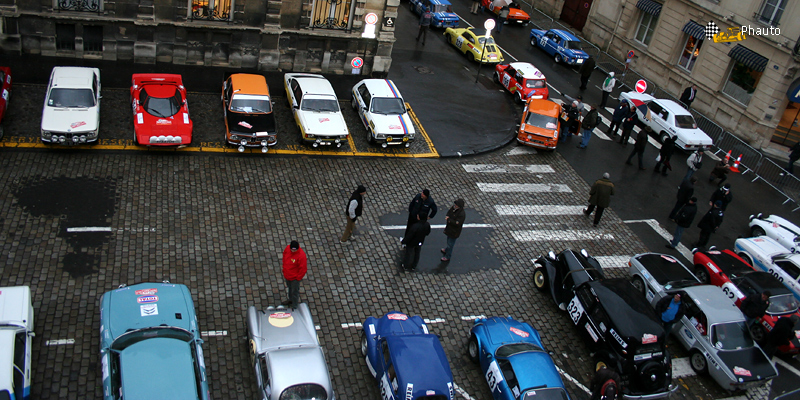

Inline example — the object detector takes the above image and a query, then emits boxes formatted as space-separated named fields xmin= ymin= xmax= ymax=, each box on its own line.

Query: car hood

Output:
xmin=226 ymin=110 xmax=276 ymax=135
xmin=120 ymin=337 xmax=200 ymax=400
xmin=371 ymin=113 xmax=415 ymax=135
xmin=297 ymin=111 xmax=348 ymax=137
xmin=386 ymin=335 xmax=453 ymax=397
xmin=102 ymin=283 xmax=197 ymax=342
xmin=136 ymin=113 xmax=192 ymax=142
xmin=736 ymin=237 xmax=788 ymax=258
xmin=509 ymin=352 xmax=566 ymax=393
xmin=717 ymin=347 xmax=778 ymax=382
xmin=672 ymin=127 xmax=713 ymax=146
xmin=41 ymin=106 xmax=99 ymax=133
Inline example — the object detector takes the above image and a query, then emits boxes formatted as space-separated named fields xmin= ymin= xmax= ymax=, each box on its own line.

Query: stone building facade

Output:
xmin=0 ymin=0 xmax=397 ymax=76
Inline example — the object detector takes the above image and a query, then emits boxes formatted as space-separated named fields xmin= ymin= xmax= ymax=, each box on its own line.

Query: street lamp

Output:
xmin=475 ymin=18 xmax=496 ymax=83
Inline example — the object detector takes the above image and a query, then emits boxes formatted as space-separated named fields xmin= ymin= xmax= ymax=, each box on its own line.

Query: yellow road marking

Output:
xmin=406 ymin=102 xmax=439 ymax=157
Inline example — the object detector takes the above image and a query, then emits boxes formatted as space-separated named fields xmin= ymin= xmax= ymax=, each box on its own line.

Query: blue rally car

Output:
xmin=468 ymin=317 xmax=570 ymax=400
xmin=529 ymin=29 xmax=589 ymax=65
xmin=99 ymin=282 xmax=210 ymax=400
xmin=410 ymin=0 xmax=459 ymax=29
xmin=361 ymin=311 xmax=454 ymax=400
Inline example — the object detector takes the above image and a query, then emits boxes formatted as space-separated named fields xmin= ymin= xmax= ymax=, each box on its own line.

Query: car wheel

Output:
xmin=554 ymin=54 xmax=562 ymax=63
xmin=0 ymin=125 xmax=4 ymax=139
xmin=467 ymin=334 xmax=480 ymax=363
xmin=738 ymin=252 xmax=754 ymax=266
xmin=530 ymin=37 xmax=537 ymax=47
xmin=750 ymin=323 xmax=767 ymax=342
xmin=469 ymin=53 xmax=476 ymax=63
xmin=694 ymin=266 xmax=710 ymax=284
xmin=690 ymin=351 xmax=708 ymax=374
xmin=660 ymin=132 xmax=670 ymax=144
xmin=533 ymin=264 xmax=548 ymax=292
xmin=751 ymin=226 xmax=767 ymax=237
xmin=360 ymin=335 xmax=368 ymax=356
xmin=631 ymin=276 xmax=646 ymax=296
xmin=516 ymin=92 xmax=524 ymax=104
xmin=445 ymin=33 xmax=452 ymax=43
xmin=368 ymin=130 xmax=376 ymax=145
xmin=351 ymin=95 xmax=358 ymax=110
xmin=493 ymin=72 xmax=500 ymax=83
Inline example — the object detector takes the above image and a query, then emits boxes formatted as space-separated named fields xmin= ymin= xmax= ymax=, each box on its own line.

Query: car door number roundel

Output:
xmin=539 ymin=37 xmax=547 ymax=48
xmin=502 ymin=73 xmax=511 ymax=88
xmin=456 ymin=36 xmax=465 ymax=48
xmin=567 ymin=296 xmax=584 ymax=324
xmin=486 ymin=360 xmax=505 ymax=392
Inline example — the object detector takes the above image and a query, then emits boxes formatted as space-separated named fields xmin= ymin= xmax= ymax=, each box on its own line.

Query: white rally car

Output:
xmin=351 ymin=79 xmax=416 ymax=148
xmin=618 ymin=91 xmax=713 ymax=151
xmin=41 ymin=66 xmax=101 ymax=145
xmin=749 ymin=213 xmax=800 ymax=253
xmin=0 ymin=286 xmax=34 ymax=400
xmin=284 ymin=73 xmax=349 ymax=148
xmin=735 ymin=236 xmax=800 ymax=301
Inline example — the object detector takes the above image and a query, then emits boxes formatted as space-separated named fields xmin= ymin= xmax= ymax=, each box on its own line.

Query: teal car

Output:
xmin=99 ymin=282 xmax=210 ymax=400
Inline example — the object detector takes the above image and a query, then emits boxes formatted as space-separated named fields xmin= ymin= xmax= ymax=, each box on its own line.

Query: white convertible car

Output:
xmin=735 ymin=236 xmax=800 ymax=301
xmin=749 ymin=213 xmax=800 ymax=253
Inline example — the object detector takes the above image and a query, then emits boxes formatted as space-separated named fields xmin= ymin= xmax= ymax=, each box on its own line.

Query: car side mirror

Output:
xmin=548 ymin=251 xmax=556 ymax=261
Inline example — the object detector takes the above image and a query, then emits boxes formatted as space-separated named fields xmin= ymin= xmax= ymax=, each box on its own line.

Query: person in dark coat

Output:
xmin=653 ymin=136 xmax=677 ymax=176
xmin=560 ymin=101 xmax=581 ymax=142
xmin=669 ymin=177 xmax=697 ymax=220
xmin=403 ymin=189 xmax=437 ymax=242
xmin=625 ymin=129 xmax=648 ymax=170
xmin=680 ymin=84 xmax=697 ymax=109
xmin=606 ymin=100 xmax=629 ymax=136
xmin=579 ymin=56 xmax=596 ymax=90
xmin=578 ymin=105 xmax=600 ymax=149
xmin=761 ymin=315 xmax=798 ymax=358
xmin=709 ymin=184 xmax=732 ymax=211
xmin=416 ymin=6 xmax=432 ymax=45
xmin=619 ymin=104 xmax=638 ymax=146
xmin=584 ymin=173 xmax=615 ymax=227
xmin=341 ymin=184 xmax=366 ymax=242
xmin=656 ymin=293 xmax=686 ymax=334
xmin=741 ymin=291 xmax=771 ymax=326
xmin=782 ymin=141 xmax=800 ymax=176
xmin=693 ymin=201 xmax=724 ymax=248
xmin=667 ymin=197 xmax=697 ymax=249
xmin=441 ymin=199 xmax=466 ymax=262
xmin=590 ymin=365 xmax=622 ymax=400
xmin=402 ymin=220 xmax=431 ymax=271
xmin=709 ymin=160 xmax=731 ymax=186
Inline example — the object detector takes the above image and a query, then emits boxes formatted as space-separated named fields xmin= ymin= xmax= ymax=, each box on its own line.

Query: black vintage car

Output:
xmin=533 ymin=250 xmax=676 ymax=399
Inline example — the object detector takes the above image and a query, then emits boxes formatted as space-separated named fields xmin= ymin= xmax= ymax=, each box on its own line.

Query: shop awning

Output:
xmin=636 ymin=0 xmax=662 ymax=17
xmin=788 ymin=78 xmax=800 ymax=102
xmin=728 ymin=44 xmax=768 ymax=72
xmin=682 ymin=20 xmax=705 ymax=40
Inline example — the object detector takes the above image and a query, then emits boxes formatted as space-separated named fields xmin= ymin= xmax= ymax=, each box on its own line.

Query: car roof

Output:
xmin=621 ymin=91 xmax=655 ymax=103
xmin=251 ymin=305 xmax=317 ymax=353
xmin=737 ymin=271 xmax=793 ymax=295
xmin=386 ymin=334 xmax=452 ymax=395
xmin=102 ymin=282 xmax=196 ymax=342
xmin=526 ymin=99 xmax=561 ymax=117
xmin=230 ymin=73 xmax=270 ymax=96
xmin=654 ymin=99 xmax=692 ymax=116
xmin=120 ymin=337 xmax=199 ymax=400
xmin=681 ymin=285 xmax=744 ymax=323
xmin=700 ymin=249 xmax=754 ymax=278
xmin=0 ymin=286 xmax=31 ymax=327
xmin=285 ymin=73 xmax=336 ymax=97
xmin=358 ymin=79 xmax=404 ymax=100
xmin=589 ymin=279 xmax=665 ymax=342
xmin=268 ymin=347 xmax=332 ymax=396
xmin=51 ymin=66 xmax=98 ymax=89
xmin=738 ymin=236 xmax=789 ymax=257
xmin=0 ymin=330 xmax=15 ymax=391
xmin=508 ymin=62 xmax=545 ymax=80
xmin=551 ymin=29 xmax=580 ymax=41
xmin=634 ymin=253 xmax=698 ymax=286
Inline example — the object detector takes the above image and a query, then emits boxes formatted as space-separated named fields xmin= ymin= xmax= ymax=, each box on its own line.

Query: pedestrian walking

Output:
xmin=584 ymin=173 xmax=614 ymax=227
xmin=441 ymin=199 xmax=466 ymax=262
xmin=625 ymin=129 xmax=648 ymax=170
xmin=693 ymin=201 xmax=724 ymax=248
xmin=619 ymin=104 xmax=638 ymax=146
xmin=669 ymin=176 xmax=697 ymax=220
xmin=653 ymin=136 xmax=676 ymax=176
xmin=781 ymin=141 xmax=800 ymax=176
xmin=708 ymin=160 xmax=731 ymax=186
xmin=666 ymin=197 xmax=697 ymax=249
xmin=560 ymin=101 xmax=581 ymax=142
xmin=741 ymin=290 xmax=771 ymax=327
xmin=403 ymin=189 xmax=437 ymax=243
xmin=680 ymin=84 xmax=697 ymax=109
xmin=656 ymin=293 xmax=686 ymax=334
xmin=600 ymin=71 xmax=616 ymax=108
xmin=341 ymin=184 xmax=366 ymax=242
xmin=416 ymin=6 xmax=432 ymax=45
xmin=496 ymin=6 xmax=509 ymax=32
xmin=281 ymin=240 xmax=307 ymax=309
xmin=577 ymin=105 xmax=599 ymax=149
xmin=402 ymin=220 xmax=431 ymax=271
xmin=470 ymin=0 xmax=481 ymax=14
xmin=579 ymin=56 xmax=596 ymax=90
xmin=761 ymin=315 xmax=798 ymax=359
xmin=590 ymin=365 xmax=622 ymax=400
xmin=606 ymin=100 xmax=629 ymax=136
xmin=709 ymin=184 xmax=732 ymax=211
xmin=683 ymin=150 xmax=703 ymax=181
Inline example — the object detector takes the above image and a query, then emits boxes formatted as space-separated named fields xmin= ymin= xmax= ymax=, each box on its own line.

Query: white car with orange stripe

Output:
xmin=352 ymin=79 xmax=416 ymax=148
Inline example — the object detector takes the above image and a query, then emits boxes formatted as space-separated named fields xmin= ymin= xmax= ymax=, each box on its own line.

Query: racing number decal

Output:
xmin=721 ymin=282 xmax=742 ymax=300
xmin=486 ymin=360 xmax=505 ymax=393
xmin=539 ymin=36 xmax=548 ymax=48
xmin=1 ymin=89 xmax=7 ymax=101
xmin=768 ymin=268 xmax=785 ymax=283
xmin=502 ymin=73 xmax=511 ymax=89
xmin=567 ymin=296 xmax=584 ymax=325
xmin=456 ymin=36 xmax=465 ymax=49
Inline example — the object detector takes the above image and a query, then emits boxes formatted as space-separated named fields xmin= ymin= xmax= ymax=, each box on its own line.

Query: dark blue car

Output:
xmin=361 ymin=311 xmax=454 ymax=400
xmin=468 ymin=316 xmax=569 ymax=400
xmin=409 ymin=0 xmax=459 ymax=29
xmin=529 ymin=29 xmax=589 ymax=65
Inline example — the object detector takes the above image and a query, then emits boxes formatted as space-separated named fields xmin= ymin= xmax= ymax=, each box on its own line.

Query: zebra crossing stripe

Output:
xmin=477 ymin=183 xmax=572 ymax=193
xmin=495 ymin=205 xmax=585 ymax=215
xmin=511 ymin=230 xmax=614 ymax=241
xmin=506 ymin=147 xmax=538 ymax=156
xmin=462 ymin=164 xmax=555 ymax=173
xmin=593 ymin=256 xmax=631 ymax=269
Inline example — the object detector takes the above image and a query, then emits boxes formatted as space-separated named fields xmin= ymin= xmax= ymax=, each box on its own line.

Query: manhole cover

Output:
xmin=413 ymin=66 xmax=434 ymax=74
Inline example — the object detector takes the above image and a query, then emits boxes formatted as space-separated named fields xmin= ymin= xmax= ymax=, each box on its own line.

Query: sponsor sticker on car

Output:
xmin=238 ymin=121 xmax=253 ymax=129
xmin=319 ymin=118 xmax=330 ymax=123
xmin=510 ymin=327 xmax=529 ymax=337
xmin=269 ymin=312 xmax=294 ymax=328
xmin=660 ymin=255 xmax=677 ymax=263
xmin=156 ymin=119 xmax=172 ymax=125
xmin=642 ymin=333 xmax=658 ymax=344
xmin=137 ymin=295 xmax=158 ymax=304
xmin=388 ymin=313 xmax=408 ymax=320
xmin=71 ymin=121 xmax=87 ymax=129
xmin=135 ymin=288 xmax=157 ymax=295
xmin=140 ymin=304 xmax=158 ymax=316
xmin=733 ymin=366 xmax=752 ymax=377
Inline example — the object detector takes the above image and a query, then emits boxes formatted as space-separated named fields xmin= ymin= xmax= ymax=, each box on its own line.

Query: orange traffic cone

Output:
xmin=730 ymin=154 xmax=742 ymax=173
xmin=724 ymin=150 xmax=732 ymax=164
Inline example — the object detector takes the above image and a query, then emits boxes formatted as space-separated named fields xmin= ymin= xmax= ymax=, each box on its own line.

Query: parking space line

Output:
xmin=341 ymin=322 xmax=363 ymax=329
xmin=593 ymin=255 xmax=632 ymax=269
xmin=45 ymin=339 xmax=75 ymax=346
xmin=671 ymin=357 xmax=695 ymax=378
xmin=776 ymin=357 xmax=800 ymax=378
xmin=406 ymin=103 xmax=440 ymax=158
xmin=66 ymin=227 xmax=113 ymax=232
xmin=623 ymin=219 xmax=692 ymax=262
xmin=201 ymin=330 xmax=228 ymax=337
xmin=495 ymin=205 xmax=585 ymax=215
xmin=460 ymin=315 xmax=487 ymax=321
xmin=453 ymin=383 xmax=477 ymax=400
xmin=477 ymin=183 xmax=572 ymax=193
xmin=506 ymin=146 xmax=538 ymax=156
xmin=512 ymin=230 xmax=615 ymax=241
xmin=555 ymin=365 xmax=591 ymax=394
xmin=423 ymin=318 xmax=447 ymax=324
xmin=463 ymin=164 xmax=555 ymax=173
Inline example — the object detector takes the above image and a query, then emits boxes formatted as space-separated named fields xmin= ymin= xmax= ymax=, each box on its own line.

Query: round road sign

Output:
xmin=365 ymin=13 xmax=378 ymax=25
xmin=484 ymin=18 xmax=496 ymax=31
xmin=635 ymin=79 xmax=647 ymax=93
xmin=351 ymin=57 xmax=364 ymax=69
xmin=627 ymin=50 xmax=635 ymax=59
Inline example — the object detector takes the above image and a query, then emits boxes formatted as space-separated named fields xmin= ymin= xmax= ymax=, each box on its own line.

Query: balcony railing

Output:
xmin=57 ymin=0 xmax=101 ymax=12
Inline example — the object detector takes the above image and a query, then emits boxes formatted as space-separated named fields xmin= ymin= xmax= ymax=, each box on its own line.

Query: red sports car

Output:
xmin=0 ymin=66 xmax=11 ymax=138
xmin=693 ymin=247 xmax=800 ymax=354
xmin=131 ymin=74 xmax=192 ymax=146
xmin=494 ymin=62 xmax=548 ymax=103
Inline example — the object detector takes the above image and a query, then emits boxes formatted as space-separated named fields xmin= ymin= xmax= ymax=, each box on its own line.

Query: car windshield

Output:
xmin=525 ymin=79 xmax=545 ymax=89
xmin=564 ymin=41 xmax=582 ymax=50
xmin=675 ymin=115 xmax=697 ymax=129
xmin=230 ymin=94 xmax=271 ymax=113
xmin=301 ymin=98 xmax=340 ymax=112
xmin=522 ymin=387 xmax=569 ymax=400
xmin=710 ymin=322 xmax=754 ymax=350
xmin=371 ymin=97 xmax=406 ymax=115
xmin=767 ymin=294 xmax=800 ymax=315
xmin=141 ymin=87 xmax=182 ymax=118
xmin=495 ymin=342 xmax=543 ymax=357
xmin=431 ymin=4 xmax=447 ymax=12
xmin=525 ymin=112 xmax=558 ymax=130
xmin=279 ymin=383 xmax=328 ymax=400
xmin=664 ymin=279 xmax=700 ymax=290
xmin=110 ymin=326 xmax=194 ymax=351
xmin=47 ymin=88 xmax=95 ymax=108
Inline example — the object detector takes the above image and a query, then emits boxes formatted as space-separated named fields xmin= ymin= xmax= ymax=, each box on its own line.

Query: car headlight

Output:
xmin=87 ymin=130 xmax=98 ymax=139
xmin=376 ymin=134 xmax=386 ymax=140
xmin=306 ymin=134 xmax=315 ymax=139
xmin=41 ymin=131 xmax=52 ymax=140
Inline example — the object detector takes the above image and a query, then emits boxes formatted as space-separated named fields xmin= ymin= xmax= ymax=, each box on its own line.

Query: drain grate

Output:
xmin=413 ymin=65 xmax=434 ymax=74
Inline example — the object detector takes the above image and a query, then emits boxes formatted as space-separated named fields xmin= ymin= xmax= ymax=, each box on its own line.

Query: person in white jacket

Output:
xmin=600 ymin=71 xmax=616 ymax=108
xmin=683 ymin=150 xmax=703 ymax=182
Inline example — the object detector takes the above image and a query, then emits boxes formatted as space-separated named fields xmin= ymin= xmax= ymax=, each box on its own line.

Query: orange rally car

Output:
xmin=517 ymin=99 xmax=561 ymax=150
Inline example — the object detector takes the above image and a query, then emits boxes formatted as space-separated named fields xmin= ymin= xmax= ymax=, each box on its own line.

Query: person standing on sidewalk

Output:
xmin=680 ymin=84 xmax=697 ymax=109
xmin=341 ymin=184 xmax=366 ymax=242
xmin=666 ymin=197 xmax=697 ymax=249
xmin=402 ymin=220 xmax=431 ymax=271
xmin=441 ymin=199 xmax=466 ymax=262
xmin=496 ymin=6 xmax=509 ymax=32
xmin=584 ymin=173 xmax=614 ymax=227
xmin=404 ymin=189 xmax=437 ymax=243
xmin=619 ymin=103 xmax=638 ymax=146
xmin=684 ymin=150 xmax=703 ymax=181
xmin=579 ymin=56 xmax=596 ymax=90
xmin=606 ymin=100 xmax=629 ymax=136
xmin=693 ymin=201 xmax=724 ymax=249
xmin=416 ymin=6 xmax=432 ymax=45
xmin=625 ymin=129 xmax=648 ymax=170
xmin=669 ymin=176 xmax=697 ymax=220
xmin=577 ymin=105 xmax=599 ymax=149
xmin=600 ymin=72 xmax=616 ymax=108
xmin=281 ymin=240 xmax=307 ymax=309
xmin=653 ymin=136 xmax=677 ymax=176
xmin=782 ymin=141 xmax=800 ymax=176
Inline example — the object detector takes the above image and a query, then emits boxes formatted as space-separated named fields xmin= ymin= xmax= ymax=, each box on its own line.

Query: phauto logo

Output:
xmin=705 ymin=21 xmax=781 ymax=43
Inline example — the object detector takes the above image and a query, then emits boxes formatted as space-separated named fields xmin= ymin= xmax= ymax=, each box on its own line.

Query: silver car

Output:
xmin=628 ymin=253 xmax=701 ymax=304
xmin=246 ymin=303 xmax=335 ymax=400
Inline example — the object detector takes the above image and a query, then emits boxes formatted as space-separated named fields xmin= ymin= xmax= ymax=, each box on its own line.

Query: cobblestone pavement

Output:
xmin=0 ymin=147 xmax=771 ymax=399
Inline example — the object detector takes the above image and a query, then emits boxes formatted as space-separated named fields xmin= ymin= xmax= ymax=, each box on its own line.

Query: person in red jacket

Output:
xmin=281 ymin=240 xmax=307 ymax=309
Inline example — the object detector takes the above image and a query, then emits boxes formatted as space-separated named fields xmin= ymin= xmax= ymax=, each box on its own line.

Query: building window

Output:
xmin=722 ymin=61 xmax=762 ymax=106
xmin=191 ymin=0 xmax=233 ymax=21
xmin=678 ymin=35 xmax=703 ymax=71
xmin=57 ymin=0 xmax=101 ymax=12
xmin=56 ymin=24 xmax=76 ymax=51
xmin=634 ymin=12 xmax=658 ymax=46
xmin=84 ymin=26 xmax=103 ymax=53
xmin=311 ymin=0 xmax=355 ymax=30
xmin=756 ymin=0 xmax=785 ymax=26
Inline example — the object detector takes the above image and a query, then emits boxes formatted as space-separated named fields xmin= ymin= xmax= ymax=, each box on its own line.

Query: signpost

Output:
xmin=635 ymin=79 xmax=647 ymax=93
xmin=475 ymin=19 xmax=496 ymax=83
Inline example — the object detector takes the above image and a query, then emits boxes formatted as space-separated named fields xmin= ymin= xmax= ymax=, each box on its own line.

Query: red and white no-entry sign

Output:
xmin=635 ymin=79 xmax=647 ymax=93
xmin=365 ymin=13 xmax=378 ymax=25
xmin=351 ymin=57 xmax=364 ymax=69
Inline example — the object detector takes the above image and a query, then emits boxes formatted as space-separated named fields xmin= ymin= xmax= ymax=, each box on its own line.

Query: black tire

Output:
xmin=516 ymin=92 xmax=524 ymax=104
xmin=631 ymin=276 xmax=646 ymax=296
xmin=738 ymin=252 xmax=754 ymax=266
xmin=694 ymin=266 xmax=710 ymax=284
xmin=351 ymin=95 xmax=358 ymax=110
xmin=554 ymin=54 xmax=562 ymax=63
xmin=660 ymin=132 xmax=670 ymax=144
xmin=445 ymin=33 xmax=452 ymax=43
xmin=530 ymin=37 xmax=537 ymax=47
xmin=469 ymin=53 xmax=476 ymax=63
xmin=690 ymin=351 xmax=708 ymax=374
xmin=360 ymin=335 xmax=368 ymax=356
xmin=493 ymin=72 xmax=500 ymax=83
xmin=467 ymin=334 xmax=480 ymax=363
xmin=0 ymin=125 xmax=4 ymax=139
xmin=533 ymin=265 xmax=547 ymax=292
xmin=751 ymin=226 xmax=767 ymax=237
xmin=368 ymin=130 xmax=376 ymax=145
xmin=750 ymin=324 xmax=767 ymax=342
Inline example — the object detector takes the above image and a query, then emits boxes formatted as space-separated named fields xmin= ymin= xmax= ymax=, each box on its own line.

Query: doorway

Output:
xmin=560 ymin=0 xmax=593 ymax=31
